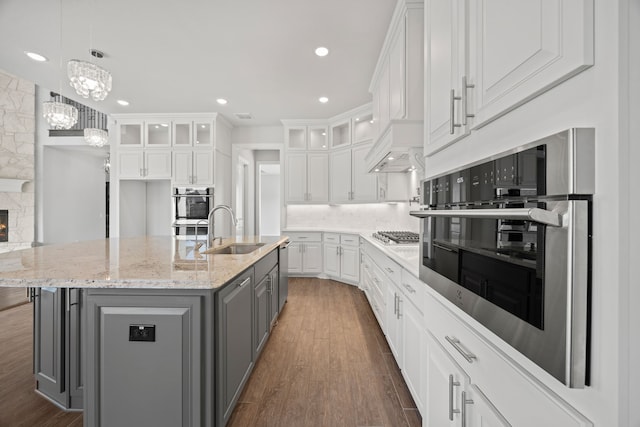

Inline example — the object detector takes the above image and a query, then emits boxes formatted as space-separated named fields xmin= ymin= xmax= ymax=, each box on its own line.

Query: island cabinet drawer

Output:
xmin=287 ymin=232 xmax=322 ymax=242
xmin=424 ymin=293 xmax=592 ymax=427
xmin=323 ymin=233 xmax=340 ymax=243
xmin=254 ymin=250 xmax=278 ymax=281
xmin=399 ymin=270 xmax=425 ymax=315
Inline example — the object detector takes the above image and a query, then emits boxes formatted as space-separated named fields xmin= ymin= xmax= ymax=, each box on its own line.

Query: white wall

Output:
xmin=422 ymin=1 xmax=631 ymax=424
xmin=232 ymin=125 xmax=283 ymax=145
xmin=34 ymin=86 xmax=108 ymax=245
xmin=42 ymin=147 xmax=107 ymax=244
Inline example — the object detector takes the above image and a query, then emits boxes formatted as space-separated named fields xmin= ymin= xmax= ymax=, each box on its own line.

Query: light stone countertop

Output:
xmin=0 ymin=235 xmax=289 ymax=289
xmin=284 ymin=227 xmax=421 ymax=278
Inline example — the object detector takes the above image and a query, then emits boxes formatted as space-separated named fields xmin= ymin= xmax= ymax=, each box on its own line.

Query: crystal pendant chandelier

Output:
xmin=42 ymin=100 xmax=78 ymax=129
xmin=84 ymin=128 xmax=108 ymax=147
xmin=68 ymin=52 xmax=112 ymax=101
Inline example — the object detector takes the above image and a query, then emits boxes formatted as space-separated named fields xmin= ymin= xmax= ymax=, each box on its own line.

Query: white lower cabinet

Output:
xmin=425 ymin=331 xmax=509 ymax=427
xmin=323 ymin=233 xmax=360 ymax=284
xmin=287 ymin=232 xmax=323 ymax=275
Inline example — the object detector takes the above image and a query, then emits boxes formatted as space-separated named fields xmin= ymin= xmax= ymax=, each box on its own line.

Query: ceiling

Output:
xmin=0 ymin=0 xmax=397 ymax=126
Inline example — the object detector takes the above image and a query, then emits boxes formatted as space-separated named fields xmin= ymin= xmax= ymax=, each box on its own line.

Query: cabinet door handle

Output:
xmin=336 ymin=246 xmax=340 ymax=255
xmin=461 ymin=76 xmax=475 ymax=126
xmin=237 ymin=277 xmax=251 ymax=289
xmin=445 ymin=336 xmax=477 ymax=363
xmin=449 ymin=89 xmax=462 ymax=134
xmin=397 ymin=296 xmax=402 ymax=319
xmin=461 ymin=390 xmax=474 ymax=427
xmin=449 ymin=374 xmax=461 ymax=420
xmin=402 ymin=283 xmax=416 ymax=294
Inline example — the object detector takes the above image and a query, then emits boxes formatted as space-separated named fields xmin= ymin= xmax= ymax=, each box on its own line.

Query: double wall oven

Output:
xmin=172 ymin=187 xmax=214 ymax=239
xmin=411 ymin=129 xmax=594 ymax=388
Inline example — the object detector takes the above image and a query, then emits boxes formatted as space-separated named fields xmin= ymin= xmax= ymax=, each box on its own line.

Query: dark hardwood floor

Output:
xmin=0 ymin=278 xmax=421 ymax=427
xmin=0 ymin=287 xmax=28 ymax=312
xmin=227 ymin=278 xmax=421 ymax=427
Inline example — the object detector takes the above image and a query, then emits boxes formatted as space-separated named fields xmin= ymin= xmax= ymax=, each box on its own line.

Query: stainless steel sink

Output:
xmin=204 ymin=243 xmax=265 ymax=255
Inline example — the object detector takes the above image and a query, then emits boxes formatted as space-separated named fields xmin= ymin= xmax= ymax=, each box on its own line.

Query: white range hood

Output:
xmin=0 ymin=178 xmax=29 ymax=192
xmin=365 ymin=120 xmax=424 ymax=173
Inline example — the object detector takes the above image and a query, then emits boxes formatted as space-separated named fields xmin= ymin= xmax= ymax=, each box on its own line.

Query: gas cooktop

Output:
xmin=372 ymin=231 xmax=419 ymax=245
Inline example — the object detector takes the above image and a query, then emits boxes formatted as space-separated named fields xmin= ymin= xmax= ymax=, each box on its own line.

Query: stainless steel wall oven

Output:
xmin=172 ymin=187 xmax=214 ymax=238
xmin=411 ymin=129 xmax=594 ymax=388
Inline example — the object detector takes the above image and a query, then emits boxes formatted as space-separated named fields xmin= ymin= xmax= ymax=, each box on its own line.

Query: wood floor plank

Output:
xmin=0 ymin=278 xmax=421 ymax=427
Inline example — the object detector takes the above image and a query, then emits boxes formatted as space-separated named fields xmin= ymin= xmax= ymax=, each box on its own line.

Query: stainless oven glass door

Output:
xmin=414 ymin=199 xmax=590 ymax=388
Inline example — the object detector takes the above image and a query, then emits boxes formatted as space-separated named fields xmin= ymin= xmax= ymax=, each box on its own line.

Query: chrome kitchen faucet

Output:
xmin=207 ymin=205 xmax=238 ymax=246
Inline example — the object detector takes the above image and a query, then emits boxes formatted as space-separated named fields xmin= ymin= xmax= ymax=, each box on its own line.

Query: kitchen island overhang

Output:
xmin=0 ymin=235 xmax=289 ymax=427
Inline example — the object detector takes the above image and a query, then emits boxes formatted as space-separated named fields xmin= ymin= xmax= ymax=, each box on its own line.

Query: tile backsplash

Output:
xmin=286 ymin=203 xmax=420 ymax=232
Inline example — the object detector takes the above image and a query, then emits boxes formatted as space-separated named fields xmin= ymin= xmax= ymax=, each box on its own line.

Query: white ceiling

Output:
xmin=0 ymin=0 xmax=397 ymax=126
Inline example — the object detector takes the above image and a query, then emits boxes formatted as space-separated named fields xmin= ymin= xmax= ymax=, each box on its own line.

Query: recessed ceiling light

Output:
xmin=117 ymin=99 xmax=129 ymax=106
xmin=315 ymin=47 xmax=329 ymax=57
xmin=355 ymin=117 xmax=360 ymax=122
xmin=24 ymin=51 xmax=48 ymax=62
xmin=374 ymin=168 xmax=380 ymax=172
xmin=388 ymin=156 xmax=395 ymax=161
xmin=319 ymin=96 xmax=329 ymax=103
xmin=369 ymin=120 xmax=374 ymax=124
xmin=216 ymin=98 xmax=228 ymax=105
xmin=161 ymin=123 xmax=168 ymax=127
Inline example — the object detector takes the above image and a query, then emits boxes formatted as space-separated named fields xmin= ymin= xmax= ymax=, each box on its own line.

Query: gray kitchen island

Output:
xmin=0 ymin=235 xmax=289 ymax=427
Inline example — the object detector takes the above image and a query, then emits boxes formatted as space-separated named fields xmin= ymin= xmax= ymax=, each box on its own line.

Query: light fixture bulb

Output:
xmin=216 ymin=98 xmax=228 ymax=105
xmin=84 ymin=128 xmax=108 ymax=147
xmin=319 ymin=96 xmax=329 ymax=103
xmin=315 ymin=47 xmax=329 ymax=57
xmin=42 ymin=101 xmax=78 ymax=130
xmin=68 ymin=59 xmax=112 ymax=101
xmin=24 ymin=51 xmax=48 ymax=62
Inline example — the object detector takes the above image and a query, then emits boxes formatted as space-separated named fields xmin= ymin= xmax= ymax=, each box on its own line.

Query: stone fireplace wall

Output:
xmin=0 ymin=69 xmax=35 ymax=253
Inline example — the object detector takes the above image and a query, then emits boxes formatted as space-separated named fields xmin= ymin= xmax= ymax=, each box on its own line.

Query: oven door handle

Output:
xmin=409 ymin=208 xmax=563 ymax=227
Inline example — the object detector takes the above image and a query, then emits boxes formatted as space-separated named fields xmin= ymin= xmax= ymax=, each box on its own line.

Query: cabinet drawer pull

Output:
xmin=461 ymin=390 xmax=474 ymax=427
xmin=402 ymin=283 xmax=416 ymax=294
xmin=237 ymin=277 xmax=251 ymax=289
xmin=449 ymin=374 xmax=461 ymax=420
xmin=445 ymin=336 xmax=477 ymax=363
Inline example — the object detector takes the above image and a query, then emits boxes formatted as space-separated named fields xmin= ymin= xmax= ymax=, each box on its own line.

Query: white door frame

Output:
xmin=231 ymin=143 xmax=285 ymax=233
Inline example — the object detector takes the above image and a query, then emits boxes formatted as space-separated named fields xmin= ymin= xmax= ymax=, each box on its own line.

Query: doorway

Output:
xmin=236 ymin=158 xmax=249 ymax=237
xmin=257 ymin=162 xmax=281 ymax=236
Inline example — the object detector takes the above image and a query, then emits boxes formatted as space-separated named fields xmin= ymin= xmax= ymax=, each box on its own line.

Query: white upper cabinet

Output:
xmin=330 ymin=120 xmax=351 ymax=149
xmin=117 ymin=120 xmax=170 ymax=148
xmin=352 ymin=113 xmax=374 ymax=145
xmin=285 ymin=124 xmax=328 ymax=150
xmin=468 ymin=0 xmax=594 ymax=128
xmin=329 ymin=145 xmax=378 ymax=203
xmin=426 ymin=0 xmax=469 ymax=153
xmin=425 ymin=0 xmax=594 ymax=155
xmin=285 ymin=152 xmax=329 ymax=203
xmin=173 ymin=150 xmax=213 ymax=186
xmin=173 ymin=120 xmax=213 ymax=148
xmin=369 ymin=0 xmax=424 ymax=141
